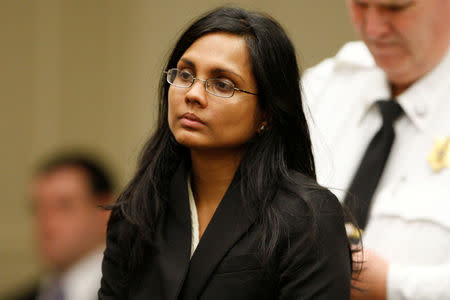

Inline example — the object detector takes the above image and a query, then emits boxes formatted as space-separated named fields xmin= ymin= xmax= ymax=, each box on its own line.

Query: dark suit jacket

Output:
xmin=99 ymin=162 xmax=351 ymax=299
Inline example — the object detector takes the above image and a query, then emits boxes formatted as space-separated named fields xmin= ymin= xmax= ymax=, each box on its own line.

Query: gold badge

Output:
xmin=345 ymin=222 xmax=363 ymax=242
xmin=427 ymin=137 xmax=450 ymax=172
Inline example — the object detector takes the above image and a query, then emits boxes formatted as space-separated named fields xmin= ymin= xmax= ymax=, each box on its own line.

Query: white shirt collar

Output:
xmin=333 ymin=41 xmax=391 ymax=123
xmin=40 ymin=246 xmax=105 ymax=300
xmin=397 ymin=47 xmax=450 ymax=131
xmin=187 ymin=173 xmax=199 ymax=258
xmin=61 ymin=246 xmax=104 ymax=300
xmin=338 ymin=42 xmax=450 ymax=131
xmin=334 ymin=41 xmax=376 ymax=69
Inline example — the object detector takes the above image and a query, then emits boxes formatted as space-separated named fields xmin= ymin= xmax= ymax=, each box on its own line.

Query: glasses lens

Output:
xmin=207 ymin=78 xmax=234 ymax=98
xmin=167 ymin=68 xmax=193 ymax=88
xmin=166 ymin=69 xmax=177 ymax=84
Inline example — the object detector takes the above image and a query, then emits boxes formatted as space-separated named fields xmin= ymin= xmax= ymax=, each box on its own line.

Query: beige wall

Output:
xmin=0 ymin=0 xmax=356 ymax=295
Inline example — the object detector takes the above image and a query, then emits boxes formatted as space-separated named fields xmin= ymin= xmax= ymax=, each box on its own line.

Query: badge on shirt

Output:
xmin=345 ymin=222 xmax=363 ymax=244
xmin=427 ymin=137 xmax=450 ymax=172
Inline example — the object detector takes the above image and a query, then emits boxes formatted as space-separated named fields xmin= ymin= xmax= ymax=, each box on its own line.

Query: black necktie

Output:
xmin=344 ymin=99 xmax=403 ymax=230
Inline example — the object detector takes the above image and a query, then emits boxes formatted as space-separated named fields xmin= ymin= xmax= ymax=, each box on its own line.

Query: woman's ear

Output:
xmin=256 ymin=111 xmax=269 ymax=134
xmin=257 ymin=119 xmax=268 ymax=134
xmin=258 ymin=122 xmax=267 ymax=134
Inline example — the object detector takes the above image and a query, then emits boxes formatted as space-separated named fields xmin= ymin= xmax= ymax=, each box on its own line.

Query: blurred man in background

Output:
xmin=303 ymin=0 xmax=450 ymax=299
xmin=7 ymin=154 xmax=114 ymax=300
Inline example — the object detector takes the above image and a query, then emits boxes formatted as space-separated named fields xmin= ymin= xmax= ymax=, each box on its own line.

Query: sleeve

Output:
xmin=278 ymin=189 xmax=352 ymax=300
xmin=387 ymin=263 xmax=450 ymax=300
xmin=98 ymin=209 xmax=130 ymax=300
xmin=301 ymin=57 xmax=335 ymax=109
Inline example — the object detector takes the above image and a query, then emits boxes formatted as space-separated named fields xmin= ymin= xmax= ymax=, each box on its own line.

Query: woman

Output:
xmin=99 ymin=7 xmax=352 ymax=299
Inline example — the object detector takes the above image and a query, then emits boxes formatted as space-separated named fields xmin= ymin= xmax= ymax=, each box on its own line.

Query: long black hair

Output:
xmin=114 ymin=6 xmax=326 ymax=275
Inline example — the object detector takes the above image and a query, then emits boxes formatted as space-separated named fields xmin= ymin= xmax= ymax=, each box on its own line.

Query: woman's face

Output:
xmin=168 ymin=32 xmax=261 ymax=153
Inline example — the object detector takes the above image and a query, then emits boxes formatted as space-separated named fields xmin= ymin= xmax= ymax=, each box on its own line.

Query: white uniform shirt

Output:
xmin=303 ymin=41 xmax=450 ymax=300
xmin=38 ymin=247 xmax=104 ymax=300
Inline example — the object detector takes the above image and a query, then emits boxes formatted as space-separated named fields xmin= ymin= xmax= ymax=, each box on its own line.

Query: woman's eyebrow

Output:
xmin=179 ymin=58 xmax=195 ymax=67
xmin=211 ymin=68 xmax=245 ymax=82
xmin=179 ymin=58 xmax=245 ymax=82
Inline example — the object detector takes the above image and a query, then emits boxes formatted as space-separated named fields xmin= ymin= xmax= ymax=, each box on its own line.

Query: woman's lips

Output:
xmin=180 ymin=112 xmax=205 ymax=127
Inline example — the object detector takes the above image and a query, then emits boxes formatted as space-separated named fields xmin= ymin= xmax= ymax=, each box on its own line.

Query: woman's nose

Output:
xmin=185 ymin=78 xmax=208 ymax=107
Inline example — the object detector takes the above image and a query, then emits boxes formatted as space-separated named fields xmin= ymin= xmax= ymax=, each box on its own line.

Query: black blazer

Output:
xmin=99 ymin=162 xmax=351 ymax=299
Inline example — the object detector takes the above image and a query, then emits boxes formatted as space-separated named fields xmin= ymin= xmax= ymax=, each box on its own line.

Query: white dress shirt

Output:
xmin=303 ymin=41 xmax=450 ymax=300
xmin=188 ymin=174 xmax=200 ymax=258
xmin=38 ymin=247 xmax=104 ymax=300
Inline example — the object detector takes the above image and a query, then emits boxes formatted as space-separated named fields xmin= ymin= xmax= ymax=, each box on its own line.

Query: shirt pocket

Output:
xmin=371 ymin=170 xmax=450 ymax=229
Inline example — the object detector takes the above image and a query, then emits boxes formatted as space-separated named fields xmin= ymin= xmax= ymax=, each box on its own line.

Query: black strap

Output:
xmin=344 ymin=99 xmax=403 ymax=230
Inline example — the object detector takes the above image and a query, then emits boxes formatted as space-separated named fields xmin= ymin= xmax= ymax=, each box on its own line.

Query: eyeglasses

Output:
xmin=165 ymin=68 xmax=257 ymax=98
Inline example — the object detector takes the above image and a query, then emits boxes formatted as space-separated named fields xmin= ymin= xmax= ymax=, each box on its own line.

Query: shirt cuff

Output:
xmin=387 ymin=263 xmax=450 ymax=300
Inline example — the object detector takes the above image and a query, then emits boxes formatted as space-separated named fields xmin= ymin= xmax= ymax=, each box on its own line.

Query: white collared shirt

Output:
xmin=188 ymin=174 xmax=200 ymax=258
xmin=303 ymin=41 xmax=450 ymax=300
xmin=38 ymin=247 xmax=104 ymax=300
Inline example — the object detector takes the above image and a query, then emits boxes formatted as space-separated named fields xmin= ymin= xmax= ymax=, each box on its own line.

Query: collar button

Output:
xmin=415 ymin=105 xmax=427 ymax=118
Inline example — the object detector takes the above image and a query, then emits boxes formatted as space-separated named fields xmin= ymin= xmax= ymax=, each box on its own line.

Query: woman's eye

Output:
xmin=214 ymin=79 xmax=234 ymax=91
xmin=178 ymin=70 xmax=193 ymax=81
xmin=385 ymin=4 xmax=407 ymax=12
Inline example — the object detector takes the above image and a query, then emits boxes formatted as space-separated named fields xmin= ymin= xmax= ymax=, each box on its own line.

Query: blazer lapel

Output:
xmin=180 ymin=171 xmax=257 ymax=299
xmin=155 ymin=161 xmax=192 ymax=300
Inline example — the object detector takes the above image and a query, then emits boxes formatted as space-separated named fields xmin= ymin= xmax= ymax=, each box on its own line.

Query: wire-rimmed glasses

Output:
xmin=165 ymin=68 xmax=257 ymax=98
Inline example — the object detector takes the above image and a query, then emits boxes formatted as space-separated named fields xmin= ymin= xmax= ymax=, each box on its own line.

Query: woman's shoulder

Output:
xmin=106 ymin=205 xmax=138 ymax=248
xmin=272 ymin=173 xmax=352 ymax=298
xmin=271 ymin=170 xmax=348 ymax=246
xmin=272 ymin=170 xmax=350 ymax=267
xmin=274 ymin=170 xmax=343 ymax=217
